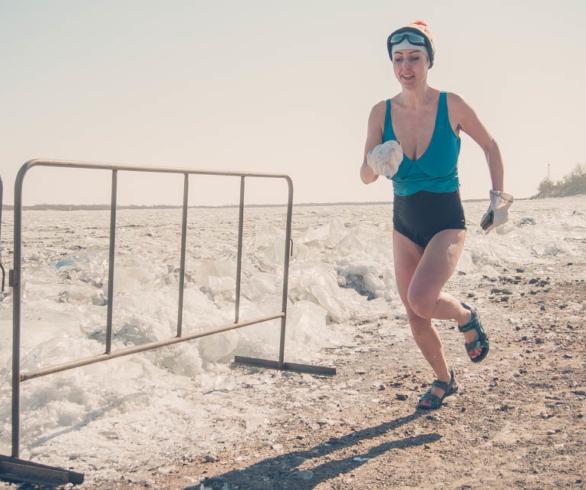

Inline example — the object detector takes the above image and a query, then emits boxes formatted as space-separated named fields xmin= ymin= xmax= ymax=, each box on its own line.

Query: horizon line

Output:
xmin=2 ymin=196 xmax=536 ymax=211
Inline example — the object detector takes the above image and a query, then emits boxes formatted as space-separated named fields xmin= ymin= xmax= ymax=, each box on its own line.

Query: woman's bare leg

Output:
xmin=393 ymin=230 xmax=451 ymax=385
xmin=408 ymin=229 xmax=482 ymax=358
xmin=393 ymin=228 xmax=480 ymax=407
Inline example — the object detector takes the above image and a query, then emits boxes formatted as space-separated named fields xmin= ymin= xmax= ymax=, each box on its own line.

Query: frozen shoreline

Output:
xmin=1 ymin=196 xmax=585 ymax=486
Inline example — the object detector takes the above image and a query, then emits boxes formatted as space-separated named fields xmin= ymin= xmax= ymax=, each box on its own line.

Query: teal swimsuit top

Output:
xmin=383 ymin=91 xmax=461 ymax=196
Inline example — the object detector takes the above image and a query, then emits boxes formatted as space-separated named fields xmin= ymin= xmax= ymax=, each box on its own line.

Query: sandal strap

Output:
xmin=418 ymin=393 xmax=442 ymax=409
xmin=431 ymin=370 xmax=455 ymax=391
xmin=458 ymin=303 xmax=478 ymax=333
xmin=464 ymin=326 xmax=488 ymax=352
xmin=431 ymin=379 xmax=451 ymax=391
xmin=465 ymin=338 xmax=486 ymax=351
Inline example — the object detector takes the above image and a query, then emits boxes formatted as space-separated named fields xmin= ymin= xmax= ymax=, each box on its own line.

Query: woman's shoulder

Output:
xmin=443 ymin=92 xmax=482 ymax=131
xmin=445 ymin=92 xmax=472 ymax=111
xmin=368 ymin=99 xmax=388 ymax=122
xmin=371 ymin=99 xmax=389 ymax=112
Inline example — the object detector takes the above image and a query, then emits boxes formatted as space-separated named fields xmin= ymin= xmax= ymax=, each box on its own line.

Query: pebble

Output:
xmin=396 ymin=393 xmax=409 ymax=401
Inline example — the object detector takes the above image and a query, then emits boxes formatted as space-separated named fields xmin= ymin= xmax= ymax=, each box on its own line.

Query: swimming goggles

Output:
xmin=389 ymin=31 xmax=427 ymax=46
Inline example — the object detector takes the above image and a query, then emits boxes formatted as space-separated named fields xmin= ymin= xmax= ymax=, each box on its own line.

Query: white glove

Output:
xmin=366 ymin=140 xmax=403 ymax=178
xmin=480 ymin=190 xmax=513 ymax=231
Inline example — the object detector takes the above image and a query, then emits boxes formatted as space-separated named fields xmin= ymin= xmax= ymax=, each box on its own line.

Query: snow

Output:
xmin=1 ymin=195 xmax=586 ymax=484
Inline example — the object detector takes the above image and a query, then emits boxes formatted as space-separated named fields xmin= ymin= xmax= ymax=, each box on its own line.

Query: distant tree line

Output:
xmin=533 ymin=163 xmax=586 ymax=199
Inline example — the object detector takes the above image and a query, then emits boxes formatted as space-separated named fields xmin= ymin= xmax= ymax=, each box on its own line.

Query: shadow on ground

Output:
xmin=189 ymin=411 xmax=440 ymax=489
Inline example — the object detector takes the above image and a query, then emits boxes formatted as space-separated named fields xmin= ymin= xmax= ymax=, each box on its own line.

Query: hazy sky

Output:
xmin=1 ymin=0 xmax=584 ymax=207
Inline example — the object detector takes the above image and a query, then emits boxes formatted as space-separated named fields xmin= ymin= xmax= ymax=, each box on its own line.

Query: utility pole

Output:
xmin=548 ymin=163 xmax=550 ymax=180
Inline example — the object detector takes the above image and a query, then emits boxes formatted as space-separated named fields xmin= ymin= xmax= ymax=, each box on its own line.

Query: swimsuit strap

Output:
xmin=438 ymin=91 xmax=449 ymax=126
xmin=384 ymin=99 xmax=396 ymax=141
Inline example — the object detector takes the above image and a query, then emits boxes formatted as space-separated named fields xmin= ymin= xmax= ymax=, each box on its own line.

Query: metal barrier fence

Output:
xmin=0 ymin=175 xmax=4 ymax=292
xmin=3 ymin=159 xmax=335 ymax=486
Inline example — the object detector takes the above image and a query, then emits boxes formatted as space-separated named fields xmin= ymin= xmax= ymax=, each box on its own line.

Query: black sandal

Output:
xmin=417 ymin=370 xmax=458 ymax=410
xmin=459 ymin=303 xmax=489 ymax=363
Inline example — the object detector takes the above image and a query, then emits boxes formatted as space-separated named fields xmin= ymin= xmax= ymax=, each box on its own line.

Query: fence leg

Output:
xmin=177 ymin=173 xmax=189 ymax=337
xmin=234 ymin=177 xmax=336 ymax=376
xmin=0 ymin=176 xmax=4 ymax=292
xmin=105 ymin=170 xmax=118 ymax=354
xmin=12 ymin=169 xmax=24 ymax=459
xmin=235 ymin=177 xmax=245 ymax=323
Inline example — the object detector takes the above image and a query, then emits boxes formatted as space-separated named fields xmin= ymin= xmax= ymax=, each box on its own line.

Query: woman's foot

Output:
xmin=461 ymin=318 xmax=483 ymax=359
xmin=459 ymin=304 xmax=489 ymax=363
xmin=417 ymin=370 xmax=458 ymax=410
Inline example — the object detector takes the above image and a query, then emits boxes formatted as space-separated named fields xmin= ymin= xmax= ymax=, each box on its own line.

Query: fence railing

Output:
xmin=5 ymin=159 xmax=335 ymax=486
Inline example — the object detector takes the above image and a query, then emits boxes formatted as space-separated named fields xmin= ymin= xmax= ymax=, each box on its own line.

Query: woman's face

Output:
xmin=392 ymin=49 xmax=430 ymax=89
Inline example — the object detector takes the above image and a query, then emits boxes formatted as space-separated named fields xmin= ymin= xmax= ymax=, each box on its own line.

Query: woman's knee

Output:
xmin=407 ymin=288 xmax=437 ymax=319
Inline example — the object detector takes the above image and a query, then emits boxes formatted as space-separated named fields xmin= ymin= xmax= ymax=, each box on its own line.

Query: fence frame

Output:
xmin=3 ymin=159 xmax=335 ymax=486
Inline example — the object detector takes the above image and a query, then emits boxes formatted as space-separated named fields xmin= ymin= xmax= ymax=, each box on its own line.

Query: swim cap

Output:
xmin=387 ymin=20 xmax=436 ymax=68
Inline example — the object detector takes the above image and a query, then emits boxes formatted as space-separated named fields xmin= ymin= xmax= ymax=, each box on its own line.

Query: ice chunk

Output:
xmin=160 ymin=345 xmax=202 ymax=377
xmin=456 ymin=251 xmax=474 ymax=274
xmin=244 ymin=272 xmax=282 ymax=301
xmin=336 ymin=234 xmax=365 ymax=256
xmin=104 ymin=267 xmax=156 ymax=295
xmin=363 ymin=272 xmax=385 ymax=293
xmin=337 ymin=259 xmax=398 ymax=301
xmin=325 ymin=218 xmax=347 ymax=244
xmin=291 ymin=240 xmax=310 ymax=260
xmin=198 ymin=330 xmax=238 ymax=362
xmin=54 ymin=256 xmax=78 ymax=269
xmin=300 ymin=223 xmax=331 ymax=245
xmin=311 ymin=284 xmax=345 ymax=323
xmin=208 ymin=276 xmax=236 ymax=292
xmin=255 ymin=236 xmax=286 ymax=269
xmin=194 ymin=259 xmax=236 ymax=286
xmin=365 ymin=239 xmax=394 ymax=259
xmin=254 ymin=223 xmax=284 ymax=248
xmin=286 ymin=301 xmax=327 ymax=346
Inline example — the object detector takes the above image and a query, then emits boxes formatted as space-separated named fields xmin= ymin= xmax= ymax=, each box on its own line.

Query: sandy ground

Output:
xmin=3 ymin=248 xmax=586 ymax=489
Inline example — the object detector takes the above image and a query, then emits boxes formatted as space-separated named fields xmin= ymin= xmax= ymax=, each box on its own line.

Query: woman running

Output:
xmin=360 ymin=20 xmax=510 ymax=409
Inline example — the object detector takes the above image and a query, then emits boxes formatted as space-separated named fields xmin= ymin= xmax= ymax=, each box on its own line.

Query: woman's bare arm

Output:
xmin=448 ymin=93 xmax=504 ymax=192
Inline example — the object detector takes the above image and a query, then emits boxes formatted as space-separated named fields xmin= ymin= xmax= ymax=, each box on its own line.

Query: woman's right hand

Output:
xmin=366 ymin=140 xmax=403 ymax=177
xmin=360 ymin=101 xmax=387 ymax=184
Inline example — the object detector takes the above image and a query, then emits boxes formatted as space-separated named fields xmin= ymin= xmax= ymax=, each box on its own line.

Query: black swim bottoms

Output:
xmin=393 ymin=190 xmax=466 ymax=248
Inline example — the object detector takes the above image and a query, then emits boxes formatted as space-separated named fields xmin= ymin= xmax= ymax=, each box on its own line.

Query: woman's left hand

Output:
xmin=481 ymin=190 xmax=513 ymax=231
